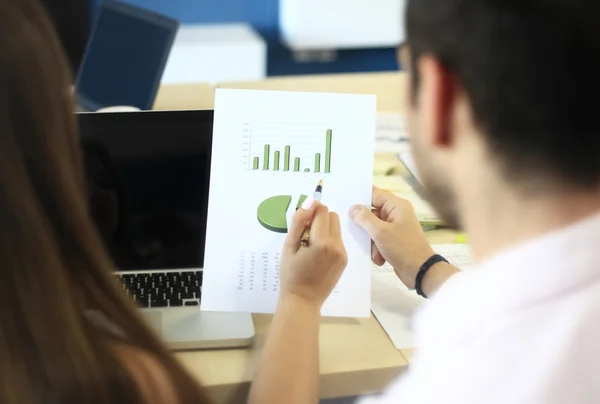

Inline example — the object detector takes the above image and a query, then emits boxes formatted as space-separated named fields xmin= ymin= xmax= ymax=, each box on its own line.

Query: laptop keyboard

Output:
xmin=116 ymin=271 xmax=202 ymax=308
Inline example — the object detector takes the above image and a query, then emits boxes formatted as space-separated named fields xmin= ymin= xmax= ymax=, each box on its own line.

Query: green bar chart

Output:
xmin=263 ymin=145 xmax=270 ymax=170
xmin=249 ymin=127 xmax=333 ymax=174
xmin=284 ymin=146 xmax=290 ymax=171
xmin=325 ymin=130 xmax=332 ymax=173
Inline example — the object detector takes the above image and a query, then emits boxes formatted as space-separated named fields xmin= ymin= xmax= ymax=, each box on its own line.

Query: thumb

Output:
xmin=349 ymin=205 xmax=382 ymax=236
xmin=284 ymin=198 xmax=318 ymax=251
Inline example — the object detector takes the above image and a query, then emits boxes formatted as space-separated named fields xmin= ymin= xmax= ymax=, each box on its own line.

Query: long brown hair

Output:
xmin=0 ymin=1 xmax=211 ymax=402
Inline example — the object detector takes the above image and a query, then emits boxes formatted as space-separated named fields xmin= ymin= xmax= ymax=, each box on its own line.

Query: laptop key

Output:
xmin=151 ymin=299 xmax=168 ymax=308
xmin=170 ymin=299 xmax=183 ymax=307
xmin=117 ymin=272 xmax=201 ymax=308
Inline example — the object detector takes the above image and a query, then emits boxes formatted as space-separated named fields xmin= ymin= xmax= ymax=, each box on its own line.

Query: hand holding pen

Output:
xmin=300 ymin=180 xmax=323 ymax=247
xmin=278 ymin=182 xmax=348 ymax=306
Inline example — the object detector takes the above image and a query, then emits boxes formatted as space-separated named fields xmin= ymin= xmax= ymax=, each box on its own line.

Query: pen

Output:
xmin=300 ymin=180 xmax=323 ymax=247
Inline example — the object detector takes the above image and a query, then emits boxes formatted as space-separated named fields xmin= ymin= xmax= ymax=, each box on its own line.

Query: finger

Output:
xmin=309 ymin=203 xmax=330 ymax=244
xmin=329 ymin=212 xmax=342 ymax=239
xmin=373 ymin=188 xmax=414 ymax=220
xmin=284 ymin=198 xmax=318 ymax=250
xmin=349 ymin=204 xmax=384 ymax=236
xmin=372 ymin=187 xmax=393 ymax=209
xmin=372 ymin=243 xmax=386 ymax=266
xmin=373 ymin=208 xmax=392 ymax=224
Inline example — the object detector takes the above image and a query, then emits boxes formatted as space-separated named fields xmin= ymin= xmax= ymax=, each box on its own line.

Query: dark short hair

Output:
xmin=405 ymin=0 xmax=600 ymax=189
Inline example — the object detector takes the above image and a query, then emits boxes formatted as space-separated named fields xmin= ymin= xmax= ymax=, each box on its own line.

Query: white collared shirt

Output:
xmin=361 ymin=212 xmax=600 ymax=403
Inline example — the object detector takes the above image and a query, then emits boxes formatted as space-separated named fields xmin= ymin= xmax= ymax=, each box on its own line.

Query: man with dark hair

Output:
xmin=346 ymin=0 xmax=600 ymax=402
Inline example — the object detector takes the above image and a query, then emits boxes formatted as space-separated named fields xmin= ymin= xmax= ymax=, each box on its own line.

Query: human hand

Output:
xmin=279 ymin=198 xmax=348 ymax=307
xmin=349 ymin=187 xmax=434 ymax=289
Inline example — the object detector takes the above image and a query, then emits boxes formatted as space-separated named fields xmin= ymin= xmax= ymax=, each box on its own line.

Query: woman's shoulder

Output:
xmin=85 ymin=310 xmax=204 ymax=404
xmin=111 ymin=342 xmax=180 ymax=404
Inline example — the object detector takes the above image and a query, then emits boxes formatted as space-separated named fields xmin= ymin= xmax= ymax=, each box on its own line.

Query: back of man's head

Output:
xmin=406 ymin=0 xmax=600 ymax=189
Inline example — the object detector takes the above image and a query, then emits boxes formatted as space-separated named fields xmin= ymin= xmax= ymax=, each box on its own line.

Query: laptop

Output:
xmin=75 ymin=0 xmax=179 ymax=111
xmin=77 ymin=110 xmax=255 ymax=350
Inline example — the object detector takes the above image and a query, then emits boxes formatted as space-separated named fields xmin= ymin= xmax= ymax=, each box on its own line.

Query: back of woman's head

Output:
xmin=0 ymin=1 xmax=210 ymax=402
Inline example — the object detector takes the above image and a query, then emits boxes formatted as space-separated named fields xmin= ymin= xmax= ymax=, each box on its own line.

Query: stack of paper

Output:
xmin=395 ymin=188 xmax=442 ymax=226
xmin=395 ymin=150 xmax=443 ymax=226
xmin=372 ymin=175 xmax=442 ymax=226
xmin=375 ymin=112 xmax=410 ymax=152
xmin=373 ymin=153 xmax=403 ymax=176
xmin=398 ymin=150 xmax=419 ymax=181
xmin=371 ymin=244 xmax=474 ymax=349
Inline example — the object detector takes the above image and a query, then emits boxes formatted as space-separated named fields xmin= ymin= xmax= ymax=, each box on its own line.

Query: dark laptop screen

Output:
xmin=75 ymin=1 xmax=179 ymax=111
xmin=78 ymin=110 xmax=213 ymax=271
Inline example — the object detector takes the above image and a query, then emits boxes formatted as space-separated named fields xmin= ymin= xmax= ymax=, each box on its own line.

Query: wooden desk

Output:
xmin=154 ymin=72 xmax=454 ymax=403
xmin=176 ymin=315 xmax=407 ymax=403
xmin=154 ymin=72 xmax=407 ymax=113
xmin=218 ymin=72 xmax=408 ymax=113
xmin=154 ymin=83 xmax=215 ymax=111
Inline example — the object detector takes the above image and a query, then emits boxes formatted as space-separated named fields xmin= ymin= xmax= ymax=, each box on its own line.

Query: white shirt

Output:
xmin=361 ymin=212 xmax=600 ymax=403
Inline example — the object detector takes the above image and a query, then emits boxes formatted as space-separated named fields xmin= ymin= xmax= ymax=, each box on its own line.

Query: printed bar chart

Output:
xmin=248 ymin=124 xmax=333 ymax=174
xmin=263 ymin=145 xmax=270 ymax=170
xmin=284 ymin=146 xmax=290 ymax=171
xmin=325 ymin=130 xmax=332 ymax=173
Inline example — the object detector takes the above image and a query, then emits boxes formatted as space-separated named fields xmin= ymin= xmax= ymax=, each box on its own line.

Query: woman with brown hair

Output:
xmin=0 ymin=0 xmax=348 ymax=403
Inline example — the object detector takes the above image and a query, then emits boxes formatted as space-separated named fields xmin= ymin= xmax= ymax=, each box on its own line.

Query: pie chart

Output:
xmin=257 ymin=194 xmax=308 ymax=233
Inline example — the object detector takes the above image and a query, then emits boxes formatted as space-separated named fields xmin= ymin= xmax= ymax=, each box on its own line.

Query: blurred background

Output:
xmin=43 ymin=0 xmax=403 ymax=82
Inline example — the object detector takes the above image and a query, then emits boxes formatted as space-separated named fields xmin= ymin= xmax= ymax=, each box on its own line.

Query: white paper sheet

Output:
xmin=371 ymin=244 xmax=474 ymax=349
xmin=202 ymin=89 xmax=376 ymax=317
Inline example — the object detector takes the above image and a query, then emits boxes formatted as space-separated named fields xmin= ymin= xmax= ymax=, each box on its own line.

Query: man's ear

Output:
xmin=416 ymin=55 xmax=458 ymax=148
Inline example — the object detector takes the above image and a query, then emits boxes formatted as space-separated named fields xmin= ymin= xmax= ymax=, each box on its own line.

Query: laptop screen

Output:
xmin=75 ymin=1 xmax=179 ymax=111
xmin=78 ymin=110 xmax=213 ymax=271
